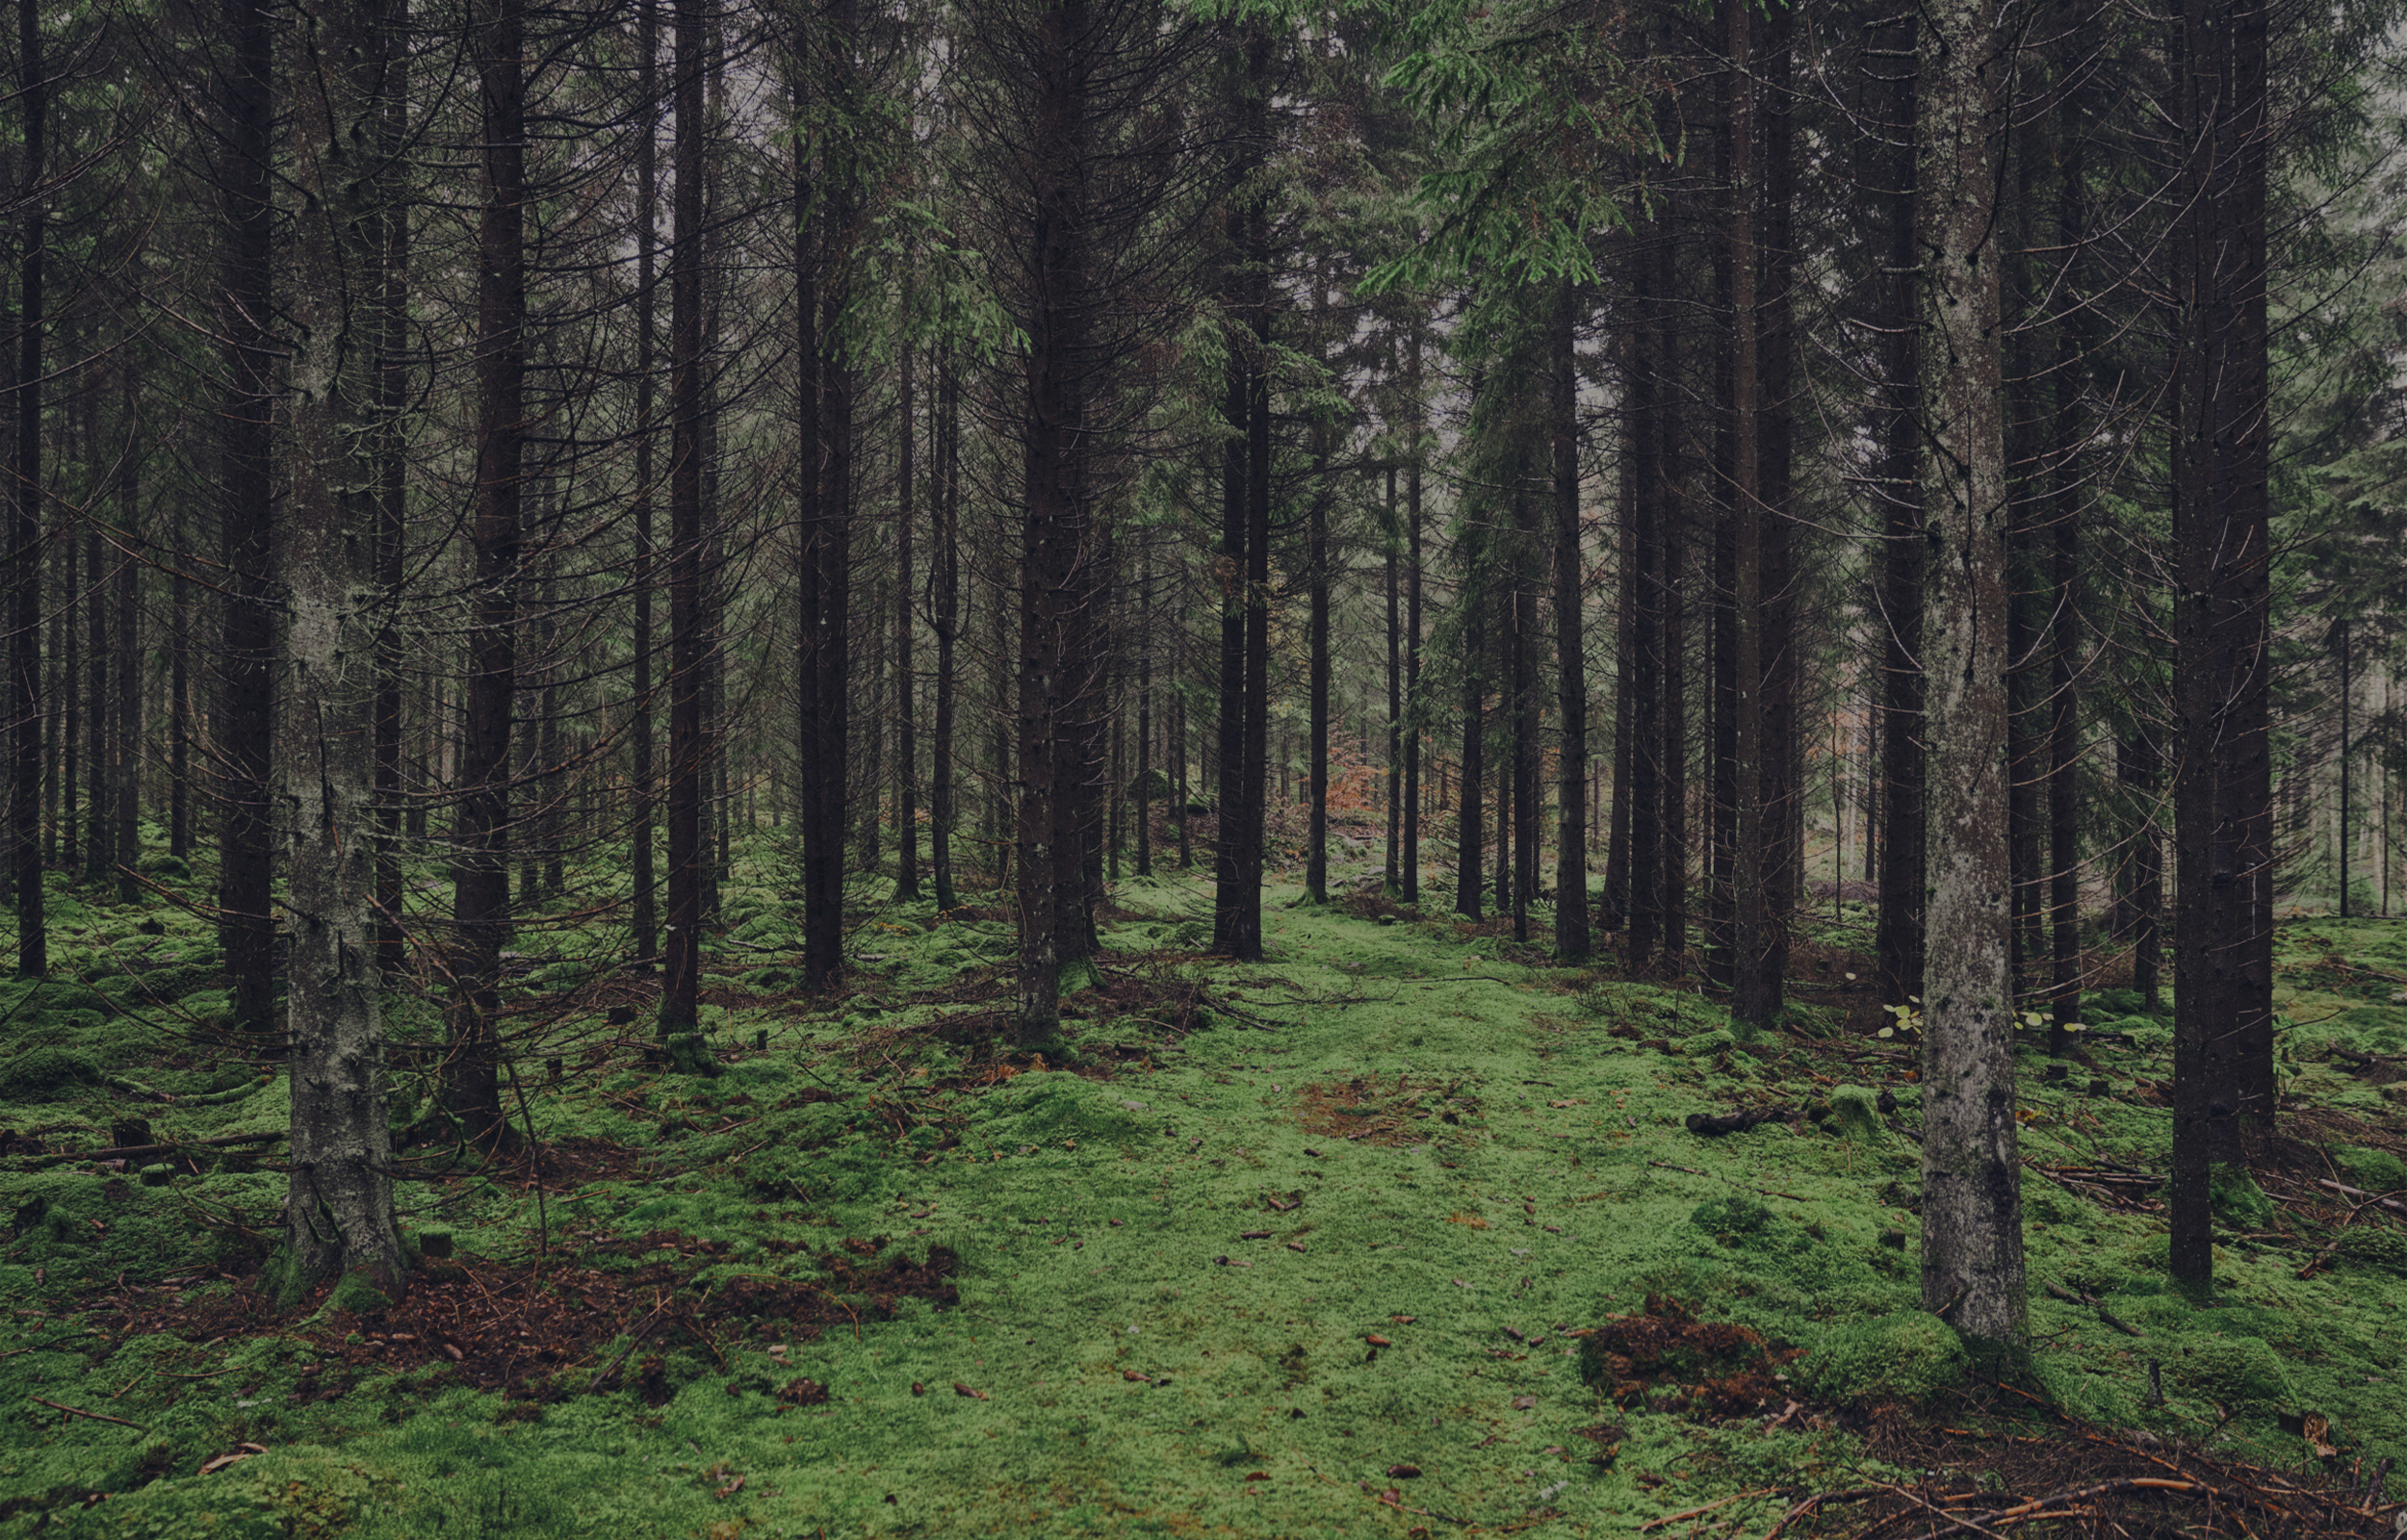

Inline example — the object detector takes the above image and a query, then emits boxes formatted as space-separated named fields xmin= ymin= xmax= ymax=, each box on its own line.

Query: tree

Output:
xmin=1913 ymin=0 xmax=2025 ymax=1342
xmin=279 ymin=0 xmax=405 ymax=1302
xmin=447 ymin=0 xmax=529 ymax=1146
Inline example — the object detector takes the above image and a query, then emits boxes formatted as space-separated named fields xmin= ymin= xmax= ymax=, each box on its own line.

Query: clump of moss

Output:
xmin=2336 ymin=1226 xmax=2407 ymax=1275
xmin=0 ymin=1044 xmax=102 ymax=1100
xmin=1827 ymin=1086 xmax=1883 ymax=1141
xmin=1798 ymin=1314 xmax=1969 ymax=1406
xmin=2335 ymin=1144 xmax=2407 ymax=1194
xmin=2174 ymin=1336 xmax=2291 ymax=1410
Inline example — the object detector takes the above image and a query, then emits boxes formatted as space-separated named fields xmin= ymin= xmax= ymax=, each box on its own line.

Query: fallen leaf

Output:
xmin=1122 ymin=1369 xmax=1151 ymax=1382
xmin=954 ymin=1383 xmax=988 ymax=1400
xmin=1513 ymin=1395 xmax=1537 ymax=1410
xmin=1286 ymin=1242 xmax=1306 ymax=1253
xmin=1447 ymin=1212 xmax=1489 ymax=1229
xmin=1365 ymin=1333 xmax=1393 ymax=1348
xmin=1244 ymin=1471 xmax=1270 ymax=1481
xmin=714 ymin=1475 xmax=746 ymax=1499
xmin=196 ymin=1443 xmax=268 ymax=1476
xmin=1391 ymin=1315 xmax=1416 ymax=1323
xmin=1388 ymin=1464 xmax=1422 ymax=1478
xmin=1239 ymin=1229 xmax=1273 ymax=1240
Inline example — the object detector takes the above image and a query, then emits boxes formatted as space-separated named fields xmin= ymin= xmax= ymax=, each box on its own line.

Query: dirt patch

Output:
xmin=1573 ymin=1295 xmax=1803 ymax=1417
xmin=1797 ymin=1417 xmax=2402 ymax=1539
xmin=80 ymin=1235 xmax=958 ymax=1404
xmin=1292 ymin=1073 xmax=1476 ymax=1147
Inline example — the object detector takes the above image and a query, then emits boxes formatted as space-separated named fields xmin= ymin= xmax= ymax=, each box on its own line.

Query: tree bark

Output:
xmin=1401 ymin=328 xmax=1425 ymax=906
xmin=282 ymin=0 xmax=405 ymax=1301
xmin=1914 ymin=0 xmax=2025 ymax=1342
xmin=663 ymin=0 xmax=711 ymax=1036
xmin=1874 ymin=11 xmax=1927 ymax=1013
xmin=447 ymin=0 xmax=526 ymax=1144
xmin=2169 ymin=0 xmax=2273 ymax=1286
xmin=893 ymin=333 xmax=919 ymax=900
xmin=629 ymin=0 xmax=660 ymax=967
xmin=1552 ymin=280 xmax=1589 ymax=961
xmin=215 ymin=0 xmax=273 ymax=1023
xmin=373 ymin=29 xmax=411 ymax=976
xmin=930 ymin=346 xmax=961 ymax=910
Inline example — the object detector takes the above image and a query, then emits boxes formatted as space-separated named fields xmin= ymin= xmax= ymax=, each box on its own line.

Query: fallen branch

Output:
xmin=1640 ymin=1486 xmax=1777 ymax=1531
xmin=29 ymin=1396 xmax=146 ymax=1430
xmin=8 ymin=1130 xmax=284 ymax=1169
xmin=2316 ymin=1179 xmax=2407 ymax=1219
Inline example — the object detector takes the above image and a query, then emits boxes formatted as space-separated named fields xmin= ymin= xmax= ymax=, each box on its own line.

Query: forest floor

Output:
xmin=2 ymin=834 xmax=2407 ymax=1537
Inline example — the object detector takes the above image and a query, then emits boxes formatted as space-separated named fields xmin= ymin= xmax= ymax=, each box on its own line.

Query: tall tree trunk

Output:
xmin=893 ymin=334 xmax=919 ymax=900
xmin=1304 ymin=264 xmax=1331 ymax=907
xmin=1137 ymin=559 xmax=1153 ymax=880
xmin=1383 ymin=468 xmax=1399 ymax=893
xmin=1724 ymin=0 xmax=1775 ymax=1029
xmin=1626 ymin=229 xmax=1664 ymax=971
xmin=1914 ymin=0 xmax=2025 ymax=1342
xmin=1013 ymin=0 xmax=1100 ymax=1039
xmin=63 ymin=519 xmax=79 ymax=877
xmin=1552 ymin=280 xmax=1589 ymax=960
xmin=1235 ymin=29 xmax=1272 ymax=950
xmin=2047 ymin=116 xmax=2087 ymax=1051
xmin=1874 ymin=11 xmax=1926 ymax=1012
xmin=930 ymin=346 xmax=961 ymax=910
xmin=216 ymin=0 xmax=273 ymax=1022
xmin=793 ymin=9 xmax=855 ymax=996
xmin=170 ymin=490 xmax=191 ymax=861
xmin=448 ymin=0 xmax=527 ymax=1144
xmin=630 ymin=0 xmax=659 ymax=966
xmin=374 ymin=29 xmax=411 ymax=976
xmin=282 ymin=0 xmax=404 ymax=1301
xmin=663 ymin=0 xmax=710 ymax=1037
xmin=113 ymin=371 xmax=139 ymax=904
xmin=2169 ymin=0 xmax=2273 ymax=1286
xmin=85 ymin=520 xmax=107 ymax=886
xmin=1751 ymin=0 xmax=1797 ymax=1023
xmin=1401 ymin=329 xmax=1425 ymax=906
xmin=1457 ymin=642 xmax=1484 ymax=919
xmin=1210 ymin=195 xmax=1252 ymax=954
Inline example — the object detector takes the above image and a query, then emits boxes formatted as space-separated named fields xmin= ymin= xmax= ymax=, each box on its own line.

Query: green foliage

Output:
xmin=1799 ymin=1316 xmax=1972 ymax=1406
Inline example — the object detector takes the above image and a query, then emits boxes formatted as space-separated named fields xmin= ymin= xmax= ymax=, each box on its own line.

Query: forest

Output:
xmin=4 ymin=0 xmax=2407 ymax=1532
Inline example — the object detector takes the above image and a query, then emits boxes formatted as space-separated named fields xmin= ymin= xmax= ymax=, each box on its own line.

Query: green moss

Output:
xmin=2174 ymin=1335 xmax=2291 ymax=1409
xmin=1798 ymin=1315 xmax=1971 ymax=1405
xmin=0 ymin=1045 xmax=102 ymax=1100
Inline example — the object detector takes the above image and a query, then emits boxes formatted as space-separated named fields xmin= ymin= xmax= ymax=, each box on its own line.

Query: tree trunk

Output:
xmin=114 ymin=370 xmax=139 ymax=905
xmin=2169 ymin=0 xmax=2273 ymax=1286
xmin=663 ymin=0 xmax=712 ymax=1039
xmin=447 ymin=0 xmax=526 ymax=1145
xmin=931 ymin=346 xmax=961 ymax=911
xmin=2047 ymin=112 xmax=2086 ymax=1052
xmin=1402 ymin=329 xmax=1425 ymax=906
xmin=793 ymin=8 xmax=855 ymax=997
xmin=1914 ymin=0 xmax=2025 ymax=1343
xmin=216 ymin=0 xmax=273 ymax=1022
xmin=893 ymin=333 xmax=920 ymax=900
xmin=1305 ymin=267 xmax=1331 ymax=907
xmin=1874 ymin=10 xmax=1926 ymax=1013
xmin=373 ymin=32 xmax=411 ymax=975
xmin=1750 ymin=0 xmax=1797 ymax=1024
xmin=281 ymin=0 xmax=404 ymax=1302
xmin=629 ymin=0 xmax=659 ymax=966
xmin=1552 ymin=280 xmax=1589 ymax=960
xmin=1013 ymin=0 xmax=1100 ymax=1039
xmin=1456 ymin=636 xmax=1484 ymax=918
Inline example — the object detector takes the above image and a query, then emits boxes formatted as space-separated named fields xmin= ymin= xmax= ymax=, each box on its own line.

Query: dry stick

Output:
xmin=1640 ymin=1487 xmax=1779 ymax=1532
xmin=1758 ymin=1487 xmax=1878 ymax=1540
xmin=8 ymin=1130 xmax=284 ymax=1168
xmin=1872 ymin=1481 xmax=2015 ymax=1540
xmin=28 ymin=1396 xmax=146 ymax=1430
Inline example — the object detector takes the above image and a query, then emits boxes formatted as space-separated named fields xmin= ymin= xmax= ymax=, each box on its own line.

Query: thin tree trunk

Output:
xmin=1553 ymin=280 xmax=1589 ymax=960
xmin=1874 ymin=10 xmax=1926 ymax=1011
xmin=447 ymin=0 xmax=527 ymax=1143
xmin=663 ymin=0 xmax=711 ymax=1038
xmin=630 ymin=0 xmax=660 ymax=966
xmin=113 ymin=370 xmax=139 ymax=904
xmin=930 ymin=345 xmax=961 ymax=911
xmin=1401 ymin=334 xmax=1424 ymax=907
xmin=893 ymin=332 xmax=919 ymax=900
xmin=1914 ymin=0 xmax=2025 ymax=1342
xmin=215 ymin=0 xmax=273 ymax=1020
xmin=1457 ymin=656 xmax=1483 ymax=919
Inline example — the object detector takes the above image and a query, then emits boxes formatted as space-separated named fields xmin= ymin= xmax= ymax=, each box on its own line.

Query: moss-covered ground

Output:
xmin=2 ymin=836 xmax=2405 ymax=1536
